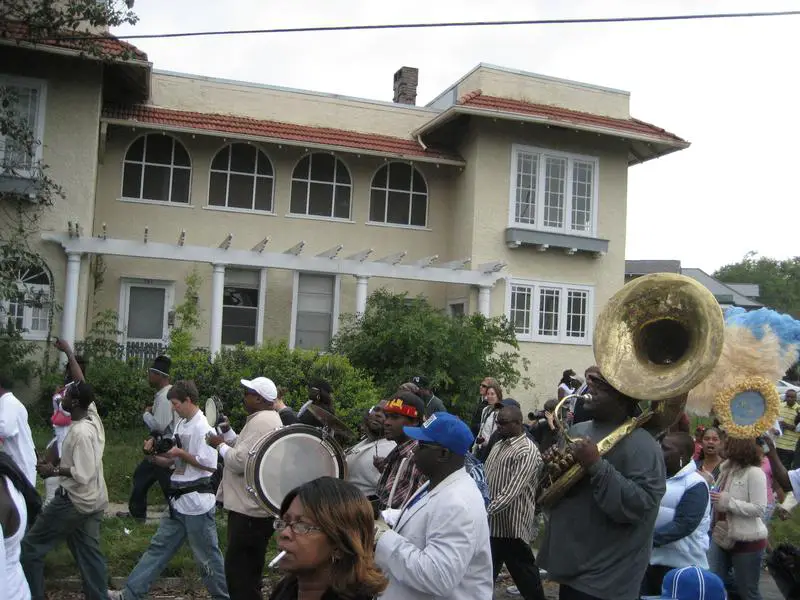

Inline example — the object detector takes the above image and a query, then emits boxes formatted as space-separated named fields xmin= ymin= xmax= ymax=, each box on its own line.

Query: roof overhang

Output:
xmin=414 ymin=105 xmax=690 ymax=165
xmin=100 ymin=116 xmax=466 ymax=167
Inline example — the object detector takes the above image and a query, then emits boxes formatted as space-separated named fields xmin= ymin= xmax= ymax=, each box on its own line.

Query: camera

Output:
xmin=146 ymin=434 xmax=181 ymax=455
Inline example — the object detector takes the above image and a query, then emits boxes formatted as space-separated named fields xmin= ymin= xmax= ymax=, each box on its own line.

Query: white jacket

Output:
xmin=375 ymin=467 xmax=493 ymax=600
xmin=716 ymin=462 xmax=768 ymax=542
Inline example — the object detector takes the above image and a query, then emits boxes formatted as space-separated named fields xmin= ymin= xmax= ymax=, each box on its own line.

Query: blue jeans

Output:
xmin=708 ymin=541 xmax=763 ymax=600
xmin=121 ymin=507 xmax=229 ymax=600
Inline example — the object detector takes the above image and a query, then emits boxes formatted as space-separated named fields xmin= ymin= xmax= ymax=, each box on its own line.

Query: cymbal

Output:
xmin=306 ymin=404 xmax=356 ymax=440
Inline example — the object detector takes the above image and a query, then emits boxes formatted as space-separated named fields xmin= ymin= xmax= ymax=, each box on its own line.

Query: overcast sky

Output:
xmin=114 ymin=0 xmax=799 ymax=273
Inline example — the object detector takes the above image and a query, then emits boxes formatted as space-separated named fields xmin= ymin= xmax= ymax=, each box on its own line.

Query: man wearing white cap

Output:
xmin=206 ymin=377 xmax=283 ymax=600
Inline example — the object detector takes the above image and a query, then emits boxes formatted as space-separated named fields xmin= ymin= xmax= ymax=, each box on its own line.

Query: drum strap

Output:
xmin=167 ymin=478 xmax=215 ymax=518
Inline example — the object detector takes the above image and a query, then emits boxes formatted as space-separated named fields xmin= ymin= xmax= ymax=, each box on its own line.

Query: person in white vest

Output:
xmin=641 ymin=432 xmax=711 ymax=596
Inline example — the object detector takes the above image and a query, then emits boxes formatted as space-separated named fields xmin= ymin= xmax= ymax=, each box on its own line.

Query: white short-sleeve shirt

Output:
xmin=171 ymin=409 xmax=217 ymax=516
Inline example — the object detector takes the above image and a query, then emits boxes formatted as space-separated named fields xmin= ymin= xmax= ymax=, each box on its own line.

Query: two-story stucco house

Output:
xmin=0 ymin=26 xmax=689 ymax=406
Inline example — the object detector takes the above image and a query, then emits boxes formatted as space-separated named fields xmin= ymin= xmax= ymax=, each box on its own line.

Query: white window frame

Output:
xmin=508 ymin=144 xmax=599 ymax=237
xmin=289 ymin=153 xmax=352 ymax=221
xmin=505 ymin=278 xmax=593 ymax=345
xmin=208 ymin=143 xmax=275 ymax=214
xmin=447 ymin=298 xmax=467 ymax=317
xmin=221 ymin=268 xmax=267 ymax=347
xmin=117 ymin=278 xmax=175 ymax=346
xmin=0 ymin=283 xmax=50 ymax=341
xmin=0 ymin=74 xmax=47 ymax=179
xmin=368 ymin=162 xmax=429 ymax=228
xmin=121 ymin=134 xmax=192 ymax=205
xmin=288 ymin=272 xmax=341 ymax=350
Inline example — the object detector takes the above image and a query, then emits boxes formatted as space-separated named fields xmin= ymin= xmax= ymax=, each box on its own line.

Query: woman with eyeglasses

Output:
xmin=269 ymin=477 xmax=387 ymax=600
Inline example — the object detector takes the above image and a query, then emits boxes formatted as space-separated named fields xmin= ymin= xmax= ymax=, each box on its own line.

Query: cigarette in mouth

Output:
xmin=268 ymin=550 xmax=287 ymax=568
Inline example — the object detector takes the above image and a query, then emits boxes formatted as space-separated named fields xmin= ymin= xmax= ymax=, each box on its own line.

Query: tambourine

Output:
xmin=205 ymin=396 xmax=224 ymax=428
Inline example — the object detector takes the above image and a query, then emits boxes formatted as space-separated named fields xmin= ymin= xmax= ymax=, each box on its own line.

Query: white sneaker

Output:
xmin=506 ymin=585 xmax=521 ymax=596
xmin=108 ymin=590 xmax=124 ymax=600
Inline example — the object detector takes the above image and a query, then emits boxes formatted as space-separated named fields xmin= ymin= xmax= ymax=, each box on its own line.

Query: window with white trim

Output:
xmin=122 ymin=134 xmax=192 ymax=204
xmin=510 ymin=145 xmax=597 ymax=235
xmin=0 ymin=265 xmax=51 ymax=341
xmin=222 ymin=269 xmax=261 ymax=346
xmin=369 ymin=162 xmax=428 ymax=227
xmin=209 ymin=143 xmax=274 ymax=212
xmin=0 ymin=75 xmax=47 ymax=175
xmin=290 ymin=153 xmax=351 ymax=219
xmin=508 ymin=280 xmax=592 ymax=344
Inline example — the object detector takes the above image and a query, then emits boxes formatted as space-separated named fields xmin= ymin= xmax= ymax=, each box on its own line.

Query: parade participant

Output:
xmin=206 ymin=377 xmax=283 ymax=600
xmin=642 ymin=433 xmax=711 ymax=596
xmin=118 ymin=356 xmax=174 ymax=522
xmin=484 ymin=405 xmax=545 ymax=600
xmin=298 ymin=380 xmax=335 ymax=428
xmin=473 ymin=382 xmax=502 ymax=460
xmin=22 ymin=380 xmax=109 ymax=600
xmin=643 ymin=566 xmax=727 ymax=600
xmin=270 ymin=477 xmax=387 ymax=600
xmin=695 ymin=428 xmax=724 ymax=486
xmin=0 ymin=373 xmax=36 ymax=487
xmin=44 ymin=339 xmax=88 ymax=503
xmin=707 ymin=438 xmax=768 ymax=600
xmin=375 ymin=392 xmax=426 ymax=510
xmin=777 ymin=389 xmax=799 ymax=469
xmin=374 ymin=412 xmax=493 ymax=600
xmin=470 ymin=377 xmax=497 ymax=437
xmin=537 ymin=369 xmax=666 ymax=600
xmin=1 ymin=457 xmax=32 ymax=599
xmin=108 ymin=381 xmax=228 ymax=600
xmin=345 ymin=405 xmax=395 ymax=499
xmin=557 ymin=369 xmax=577 ymax=400
xmin=409 ymin=375 xmax=446 ymax=417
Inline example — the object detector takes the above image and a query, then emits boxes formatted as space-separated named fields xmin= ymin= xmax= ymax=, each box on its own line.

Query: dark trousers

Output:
xmin=490 ymin=537 xmax=545 ymax=600
xmin=558 ymin=586 xmax=604 ymax=600
xmin=225 ymin=510 xmax=275 ymax=600
xmin=641 ymin=564 xmax=672 ymax=596
xmin=777 ymin=448 xmax=795 ymax=471
xmin=21 ymin=492 xmax=108 ymax=600
xmin=128 ymin=459 xmax=172 ymax=519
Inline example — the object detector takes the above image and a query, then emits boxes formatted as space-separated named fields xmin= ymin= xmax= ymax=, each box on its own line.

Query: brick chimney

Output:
xmin=393 ymin=67 xmax=419 ymax=105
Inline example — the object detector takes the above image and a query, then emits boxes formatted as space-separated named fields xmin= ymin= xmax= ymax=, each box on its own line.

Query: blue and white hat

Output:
xmin=642 ymin=566 xmax=726 ymax=600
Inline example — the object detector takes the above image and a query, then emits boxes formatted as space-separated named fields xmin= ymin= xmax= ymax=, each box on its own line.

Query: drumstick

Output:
xmin=268 ymin=550 xmax=287 ymax=568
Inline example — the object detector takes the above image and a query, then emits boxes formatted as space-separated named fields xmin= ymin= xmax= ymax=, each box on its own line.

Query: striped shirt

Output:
xmin=484 ymin=432 xmax=542 ymax=542
xmin=377 ymin=439 xmax=427 ymax=510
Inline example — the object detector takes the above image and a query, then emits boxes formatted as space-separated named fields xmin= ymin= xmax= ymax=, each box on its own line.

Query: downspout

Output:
xmin=416 ymin=135 xmax=428 ymax=151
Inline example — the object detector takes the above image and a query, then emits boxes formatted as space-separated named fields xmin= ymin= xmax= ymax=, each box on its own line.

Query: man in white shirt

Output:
xmin=109 ymin=381 xmax=229 ymax=600
xmin=374 ymin=412 xmax=493 ymax=600
xmin=0 ymin=375 xmax=36 ymax=487
xmin=345 ymin=403 xmax=396 ymax=499
xmin=206 ymin=377 xmax=283 ymax=600
xmin=120 ymin=355 xmax=174 ymax=522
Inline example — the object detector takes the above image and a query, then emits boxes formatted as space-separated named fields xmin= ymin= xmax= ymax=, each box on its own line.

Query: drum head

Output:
xmin=205 ymin=397 xmax=220 ymax=427
xmin=248 ymin=425 xmax=346 ymax=514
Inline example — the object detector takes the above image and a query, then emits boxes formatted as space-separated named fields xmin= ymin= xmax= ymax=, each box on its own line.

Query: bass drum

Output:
xmin=245 ymin=424 xmax=347 ymax=515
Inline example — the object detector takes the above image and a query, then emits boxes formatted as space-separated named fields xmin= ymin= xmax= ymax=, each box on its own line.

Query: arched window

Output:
xmin=369 ymin=162 xmax=427 ymax=227
xmin=121 ymin=134 xmax=191 ymax=204
xmin=0 ymin=263 xmax=51 ymax=340
xmin=290 ymin=153 xmax=351 ymax=219
xmin=208 ymin=143 xmax=274 ymax=212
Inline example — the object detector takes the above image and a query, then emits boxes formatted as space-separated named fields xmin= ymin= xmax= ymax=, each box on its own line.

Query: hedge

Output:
xmin=38 ymin=341 xmax=380 ymax=433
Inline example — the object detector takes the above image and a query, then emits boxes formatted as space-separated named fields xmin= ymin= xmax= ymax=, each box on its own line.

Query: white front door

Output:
xmin=119 ymin=279 xmax=174 ymax=353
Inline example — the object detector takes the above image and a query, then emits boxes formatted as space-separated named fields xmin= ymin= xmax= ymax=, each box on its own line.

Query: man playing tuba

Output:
xmin=537 ymin=369 xmax=666 ymax=600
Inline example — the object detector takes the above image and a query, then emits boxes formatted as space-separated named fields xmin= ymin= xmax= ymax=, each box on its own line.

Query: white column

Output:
xmin=60 ymin=252 xmax=82 ymax=348
xmin=256 ymin=268 xmax=267 ymax=346
xmin=355 ymin=276 xmax=369 ymax=316
xmin=210 ymin=264 xmax=226 ymax=356
xmin=478 ymin=285 xmax=492 ymax=317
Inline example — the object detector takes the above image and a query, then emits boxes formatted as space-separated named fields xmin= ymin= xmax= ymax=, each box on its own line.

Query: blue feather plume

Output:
xmin=724 ymin=307 xmax=800 ymax=359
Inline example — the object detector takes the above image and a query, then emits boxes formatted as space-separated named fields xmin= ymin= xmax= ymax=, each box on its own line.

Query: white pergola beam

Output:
xmin=218 ymin=233 xmax=233 ymax=250
xmin=178 ymin=230 xmax=186 ymax=247
xmin=345 ymin=249 xmax=373 ymax=262
xmin=316 ymin=244 xmax=343 ymax=259
xmin=42 ymin=233 xmax=506 ymax=287
xmin=375 ymin=251 xmax=407 ymax=265
xmin=478 ymin=261 xmax=507 ymax=274
xmin=441 ymin=258 xmax=470 ymax=270
xmin=251 ymin=237 xmax=270 ymax=253
xmin=414 ymin=255 xmax=439 ymax=268
xmin=284 ymin=241 xmax=305 ymax=255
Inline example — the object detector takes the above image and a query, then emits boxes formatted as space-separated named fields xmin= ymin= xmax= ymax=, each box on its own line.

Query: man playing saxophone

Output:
xmin=537 ymin=369 xmax=666 ymax=600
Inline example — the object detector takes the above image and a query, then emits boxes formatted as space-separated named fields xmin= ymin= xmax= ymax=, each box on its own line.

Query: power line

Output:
xmin=30 ymin=10 xmax=800 ymax=42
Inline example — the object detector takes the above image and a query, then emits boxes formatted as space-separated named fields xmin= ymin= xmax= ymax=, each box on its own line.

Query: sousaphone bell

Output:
xmin=537 ymin=273 xmax=724 ymax=508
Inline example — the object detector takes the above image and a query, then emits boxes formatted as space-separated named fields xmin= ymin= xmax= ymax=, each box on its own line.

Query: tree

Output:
xmin=0 ymin=1 xmax=138 ymax=383
xmin=714 ymin=252 xmax=800 ymax=318
xmin=330 ymin=289 xmax=530 ymax=418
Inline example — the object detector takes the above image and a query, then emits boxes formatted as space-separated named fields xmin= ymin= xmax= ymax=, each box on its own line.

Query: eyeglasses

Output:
xmin=273 ymin=519 xmax=322 ymax=535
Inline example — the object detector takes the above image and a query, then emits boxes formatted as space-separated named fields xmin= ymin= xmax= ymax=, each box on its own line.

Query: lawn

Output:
xmin=29 ymin=427 xmax=800 ymax=583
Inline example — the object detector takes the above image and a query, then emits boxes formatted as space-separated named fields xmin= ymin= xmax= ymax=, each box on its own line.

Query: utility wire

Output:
xmin=27 ymin=10 xmax=800 ymax=42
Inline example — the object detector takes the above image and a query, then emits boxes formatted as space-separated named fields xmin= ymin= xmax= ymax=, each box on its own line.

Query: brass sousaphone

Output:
xmin=537 ymin=273 xmax=725 ymax=508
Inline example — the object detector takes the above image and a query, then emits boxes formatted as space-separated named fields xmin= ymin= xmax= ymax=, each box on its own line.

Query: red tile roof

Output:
xmin=102 ymin=104 xmax=463 ymax=163
xmin=457 ymin=91 xmax=686 ymax=145
xmin=0 ymin=21 xmax=148 ymax=62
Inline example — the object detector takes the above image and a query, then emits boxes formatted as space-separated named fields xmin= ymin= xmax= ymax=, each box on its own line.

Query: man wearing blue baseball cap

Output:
xmin=641 ymin=566 xmax=726 ymax=600
xmin=374 ymin=413 xmax=493 ymax=600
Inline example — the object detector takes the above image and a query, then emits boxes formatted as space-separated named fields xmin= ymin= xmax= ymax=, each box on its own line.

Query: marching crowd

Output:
xmin=0 ymin=343 xmax=799 ymax=600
